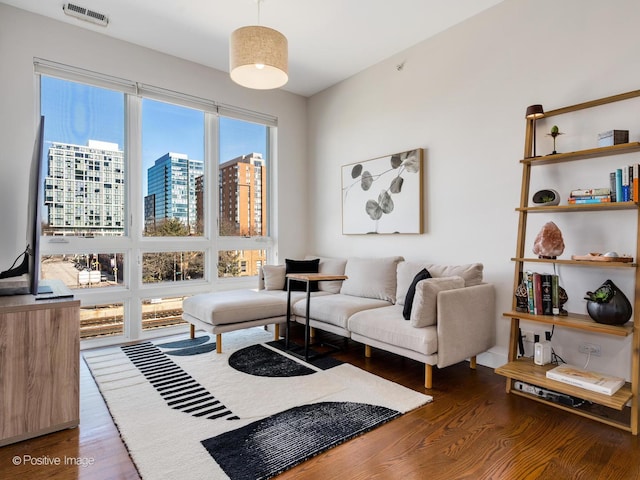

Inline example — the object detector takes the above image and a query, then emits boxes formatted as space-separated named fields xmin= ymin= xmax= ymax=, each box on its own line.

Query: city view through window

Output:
xmin=39 ymin=75 xmax=271 ymax=338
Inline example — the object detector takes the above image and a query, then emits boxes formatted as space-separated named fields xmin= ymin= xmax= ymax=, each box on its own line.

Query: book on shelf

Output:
xmin=524 ymin=271 xmax=535 ymax=314
xmin=533 ymin=272 xmax=543 ymax=315
xmin=540 ymin=274 xmax=553 ymax=315
xmin=615 ymin=168 xmax=623 ymax=202
xmin=569 ymin=188 xmax=611 ymax=197
xmin=523 ymin=271 xmax=560 ymax=316
xmin=551 ymin=275 xmax=560 ymax=315
xmin=546 ymin=364 xmax=625 ymax=396
xmin=610 ymin=172 xmax=617 ymax=202
xmin=634 ymin=163 xmax=639 ymax=202
xmin=567 ymin=196 xmax=611 ymax=204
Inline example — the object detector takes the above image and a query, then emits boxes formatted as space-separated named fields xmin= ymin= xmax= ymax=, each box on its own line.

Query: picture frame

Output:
xmin=341 ymin=148 xmax=423 ymax=234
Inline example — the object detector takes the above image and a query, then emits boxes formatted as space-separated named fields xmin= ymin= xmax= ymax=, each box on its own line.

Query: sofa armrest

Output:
xmin=436 ymin=283 xmax=495 ymax=368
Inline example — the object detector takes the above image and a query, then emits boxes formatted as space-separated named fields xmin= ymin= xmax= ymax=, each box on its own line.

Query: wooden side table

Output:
xmin=285 ymin=273 xmax=347 ymax=361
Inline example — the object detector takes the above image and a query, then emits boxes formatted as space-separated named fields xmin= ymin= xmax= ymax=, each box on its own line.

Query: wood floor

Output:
xmin=1 ymin=326 xmax=639 ymax=480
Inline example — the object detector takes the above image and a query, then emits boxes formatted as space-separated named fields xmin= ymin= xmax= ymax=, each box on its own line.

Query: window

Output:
xmin=36 ymin=60 xmax=277 ymax=344
xmin=218 ymin=117 xmax=268 ymax=237
xmin=40 ymin=77 xmax=125 ymax=238
xmin=142 ymin=99 xmax=204 ymax=237
xmin=42 ymin=253 xmax=123 ymax=290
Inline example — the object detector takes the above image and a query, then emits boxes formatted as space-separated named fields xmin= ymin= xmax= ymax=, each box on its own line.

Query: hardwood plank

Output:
xmin=1 ymin=326 xmax=639 ymax=480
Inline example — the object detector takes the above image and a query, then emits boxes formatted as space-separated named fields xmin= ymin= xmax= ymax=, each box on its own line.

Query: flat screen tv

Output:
xmin=27 ymin=115 xmax=46 ymax=295
xmin=0 ymin=116 xmax=45 ymax=295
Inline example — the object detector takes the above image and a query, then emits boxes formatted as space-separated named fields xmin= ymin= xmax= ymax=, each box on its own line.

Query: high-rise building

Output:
xmin=44 ymin=140 xmax=125 ymax=236
xmin=219 ymin=153 xmax=266 ymax=237
xmin=218 ymin=153 xmax=267 ymax=277
xmin=145 ymin=152 xmax=203 ymax=235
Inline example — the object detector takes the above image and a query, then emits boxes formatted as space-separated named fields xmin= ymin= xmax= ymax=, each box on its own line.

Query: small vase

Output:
xmin=586 ymin=279 xmax=632 ymax=325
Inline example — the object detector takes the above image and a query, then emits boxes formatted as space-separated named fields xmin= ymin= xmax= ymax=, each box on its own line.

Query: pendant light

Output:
xmin=229 ymin=0 xmax=288 ymax=90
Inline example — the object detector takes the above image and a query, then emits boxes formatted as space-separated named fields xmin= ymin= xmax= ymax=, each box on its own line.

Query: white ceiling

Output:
xmin=2 ymin=0 xmax=505 ymax=97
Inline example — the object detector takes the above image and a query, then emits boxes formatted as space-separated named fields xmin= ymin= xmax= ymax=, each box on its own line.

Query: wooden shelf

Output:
xmin=520 ymin=142 xmax=640 ymax=166
xmin=503 ymin=310 xmax=633 ymax=337
xmin=511 ymin=257 xmax=637 ymax=268
xmin=496 ymin=358 xmax=633 ymax=411
xmin=517 ymin=201 xmax=638 ymax=213
xmin=503 ymin=89 xmax=640 ymax=435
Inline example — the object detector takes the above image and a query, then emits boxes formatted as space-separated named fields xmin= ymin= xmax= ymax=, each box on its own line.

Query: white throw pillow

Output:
xmin=262 ymin=265 xmax=286 ymax=290
xmin=397 ymin=261 xmax=483 ymax=305
xmin=410 ymin=276 xmax=465 ymax=327
xmin=305 ymin=255 xmax=348 ymax=293
xmin=340 ymin=256 xmax=403 ymax=302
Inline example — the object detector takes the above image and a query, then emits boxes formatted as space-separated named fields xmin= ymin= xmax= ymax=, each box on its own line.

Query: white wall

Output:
xmin=0 ymin=3 xmax=308 ymax=270
xmin=307 ymin=0 xmax=640 ymax=377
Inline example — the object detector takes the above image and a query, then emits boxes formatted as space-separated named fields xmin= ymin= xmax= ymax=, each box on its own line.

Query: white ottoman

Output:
xmin=182 ymin=289 xmax=290 ymax=353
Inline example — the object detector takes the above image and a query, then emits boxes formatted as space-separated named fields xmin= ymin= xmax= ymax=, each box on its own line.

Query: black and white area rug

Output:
xmin=83 ymin=328 xmax=432 ymax=480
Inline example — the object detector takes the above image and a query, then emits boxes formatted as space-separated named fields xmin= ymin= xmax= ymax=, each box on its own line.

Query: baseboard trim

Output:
xmin=475 ymin=346 xmax=508 ymax=369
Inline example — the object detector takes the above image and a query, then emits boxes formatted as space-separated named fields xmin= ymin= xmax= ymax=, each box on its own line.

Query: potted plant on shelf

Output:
xmin=584 ymin=279 xmax=632 ymax=325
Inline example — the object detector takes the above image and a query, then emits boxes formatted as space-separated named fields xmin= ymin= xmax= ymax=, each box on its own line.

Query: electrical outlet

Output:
xmin=522 ymin=330 xmax=534 ymax=342
xmin=578 ymin=343 xmax=601 ymax=356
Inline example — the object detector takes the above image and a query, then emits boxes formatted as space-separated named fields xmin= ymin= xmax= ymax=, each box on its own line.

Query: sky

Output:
xmin=40 ymin=76 xmax=267 ymax=194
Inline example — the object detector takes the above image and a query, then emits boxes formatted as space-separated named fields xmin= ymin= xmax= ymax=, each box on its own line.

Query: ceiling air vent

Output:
xmin=62 ymin=3 xmax=109 ymax=27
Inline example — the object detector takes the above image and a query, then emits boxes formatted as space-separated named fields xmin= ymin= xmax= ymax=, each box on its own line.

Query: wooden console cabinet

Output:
xmin=0 ymin=282 xmax=80 ymax=446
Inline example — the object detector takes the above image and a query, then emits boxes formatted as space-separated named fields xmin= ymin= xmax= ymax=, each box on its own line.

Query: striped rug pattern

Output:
xmin=121 ymin=342 xmax=238 ymax=421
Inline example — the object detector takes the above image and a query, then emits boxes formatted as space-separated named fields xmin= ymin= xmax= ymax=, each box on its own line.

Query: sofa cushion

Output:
xmin=403 ymin=268 xmax=431 ymax=320
xmin=285 ymin=258 xmax=320 ymax=292
xmin=305 ymin=255 xmax=348 ymax=293
xmin=410 ymin=276 xmax=465 ymax=327
xmin=397 ymin=261 xmax=483 ymax=305
xmin=262 ymin=265 xmax=286 ymax=290
xmin=182 ymin=290 xmax=288 ymax=326
xmin=340 ymin=256 xmax=403 ymax=302
xmin=292 ymin=294 xmax=391 ymax=330
xmin=348 ymin=305 xmax=438 ymax=355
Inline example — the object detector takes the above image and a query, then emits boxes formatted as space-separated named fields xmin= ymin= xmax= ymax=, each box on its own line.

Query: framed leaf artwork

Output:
xmin=341 ymin=148 xmax=423 ymax=234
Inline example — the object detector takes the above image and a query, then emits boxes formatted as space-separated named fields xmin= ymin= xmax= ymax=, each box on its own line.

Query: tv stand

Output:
xmin=0 ymin=280 xmax=80 ymax=446
xmin=0 ymin=274 xmax=29 ymax=296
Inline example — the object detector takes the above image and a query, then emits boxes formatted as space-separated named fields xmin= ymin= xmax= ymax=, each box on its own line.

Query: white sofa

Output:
xmin=182 ymin=255 xmax=495 ymax=388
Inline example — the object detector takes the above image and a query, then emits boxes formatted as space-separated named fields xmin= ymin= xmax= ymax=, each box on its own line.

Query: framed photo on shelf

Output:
xmin=341 ymin=148 xmax=423 ymax=235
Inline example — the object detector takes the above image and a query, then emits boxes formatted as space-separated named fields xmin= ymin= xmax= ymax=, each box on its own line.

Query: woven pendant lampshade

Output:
xmin=230 ymin=25 xmax=288 ymax=90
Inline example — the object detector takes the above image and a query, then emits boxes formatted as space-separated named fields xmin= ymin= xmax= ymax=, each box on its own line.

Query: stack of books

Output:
xmin=523 ymin=271 xmax=560 ymax=315
xmin=546 ymin=364 xmax=625 ymax=396
xmin=610 ymin=163 xmax=639 ymax=202
xmin=568 ymin=188 xmax=611 ymax=204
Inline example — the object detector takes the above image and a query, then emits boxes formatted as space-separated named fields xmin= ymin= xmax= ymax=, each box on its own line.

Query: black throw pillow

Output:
xmin=403 ymin=268 xmax=432 ymax=320
xmin=284 ymin=258 xmax=320 ymax=292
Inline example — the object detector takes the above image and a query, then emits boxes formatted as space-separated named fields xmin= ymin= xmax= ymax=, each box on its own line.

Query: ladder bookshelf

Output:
xmin=495 ymin=90 xmax=640 ymax=435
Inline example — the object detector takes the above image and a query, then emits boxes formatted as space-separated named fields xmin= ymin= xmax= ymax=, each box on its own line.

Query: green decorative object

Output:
xmin=532 ymin=189 xmax=560 ymax=206
xmin=584 ymin=279 xmax=632 ymax=325
xmin=547 ymin=125 xmax=564 ymax=155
